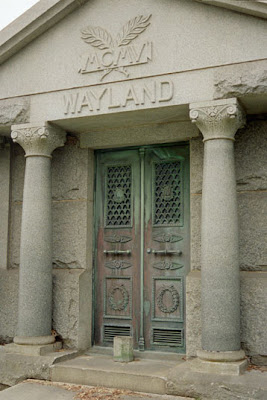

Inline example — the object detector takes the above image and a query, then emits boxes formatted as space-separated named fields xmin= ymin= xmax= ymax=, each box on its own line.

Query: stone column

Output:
xmin=189 ymin=98 xmax=246 ymax=363
xmin=11 ymin=122 xmax=66 ymax=345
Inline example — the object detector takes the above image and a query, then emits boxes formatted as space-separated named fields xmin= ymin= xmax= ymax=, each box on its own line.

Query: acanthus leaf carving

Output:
xmin=11 ymin=123 xmax=66 ymax=157
xmin=189 ymin=99 xmax=246 ymax=142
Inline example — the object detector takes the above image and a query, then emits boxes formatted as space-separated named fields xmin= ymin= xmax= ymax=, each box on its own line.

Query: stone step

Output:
xmin=51 ymin=354 xmax=182 ymax=395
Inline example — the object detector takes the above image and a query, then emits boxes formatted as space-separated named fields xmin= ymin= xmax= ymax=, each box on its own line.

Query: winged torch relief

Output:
xmin=79 ymin=15 xmax=152 ymax=81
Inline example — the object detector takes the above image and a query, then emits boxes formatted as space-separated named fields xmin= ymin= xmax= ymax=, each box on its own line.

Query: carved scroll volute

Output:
xmin=189 ymin=99 xmax=246 ymax=142
xmin=11 ymin=123 xmax=66 ymax=157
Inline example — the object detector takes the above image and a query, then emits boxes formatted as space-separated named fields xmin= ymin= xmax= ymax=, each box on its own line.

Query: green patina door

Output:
xmin=94 ymin=144 xmax=189 ymax=353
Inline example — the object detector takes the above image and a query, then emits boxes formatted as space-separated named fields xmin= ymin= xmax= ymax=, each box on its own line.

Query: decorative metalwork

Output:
xmin=104 ymin=235 xmax=132 ymax=243
xmin=105 ymin=165 xmax=132 ymax=227
xmin=153 ymin=261 xmax=183 ymax=271
xmin=105 ymin=260 xmax=132 ymax=270
xmin=108 ymin=284 xmax=129 ymax=311
xmin=153 ymin=233 xmax=183 ymax=243
xmin=153 ymin=161 xmax=182 ymax=226
xmin=156 ymin=285 xmax=179 ymax=314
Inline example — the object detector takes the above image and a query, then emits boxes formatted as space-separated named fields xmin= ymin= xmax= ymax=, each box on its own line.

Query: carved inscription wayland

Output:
xmin=63 ymin=80 xmax=174 ymax=115
xmin=79 ymin=15 xmax=152 ymax=81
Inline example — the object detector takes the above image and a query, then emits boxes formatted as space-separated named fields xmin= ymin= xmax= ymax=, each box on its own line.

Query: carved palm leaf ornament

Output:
xmin=81 ymin=15 xmax=152 ymax=80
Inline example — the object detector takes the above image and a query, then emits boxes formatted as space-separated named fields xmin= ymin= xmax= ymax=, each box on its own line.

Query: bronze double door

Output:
xmin=94 ymin=145 xmax=189 ymax=352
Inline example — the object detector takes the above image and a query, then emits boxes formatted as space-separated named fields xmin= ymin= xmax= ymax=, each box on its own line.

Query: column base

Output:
xmin=197 ymin=349 xmax=246 ymax=362
xmin=14 ymin=335 xmax=55 ymax=345
xmin=5 ymin=341 xmax=62 ymax=356
xmin=191 ymin=357 xmax=248 ymax=376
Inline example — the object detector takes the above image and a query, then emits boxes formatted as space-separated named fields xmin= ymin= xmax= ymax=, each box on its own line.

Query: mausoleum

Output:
xmin=0 ymin=0 xmax=266 ymax=398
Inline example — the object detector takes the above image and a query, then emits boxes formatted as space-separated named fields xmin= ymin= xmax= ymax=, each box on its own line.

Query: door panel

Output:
xmin=94 ymin=145 xmax=189 ymax=353
xmin=143 ymin=147 xmax=189 ymax=352
xmin=95 ymin=150 xmax=140 ymax=348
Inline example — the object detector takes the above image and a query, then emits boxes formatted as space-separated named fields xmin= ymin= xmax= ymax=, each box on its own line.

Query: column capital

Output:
xmin=189 ymin=98 xmax=245 ymax=142
xmin=11 ymin=122 xmax=66 ymax=158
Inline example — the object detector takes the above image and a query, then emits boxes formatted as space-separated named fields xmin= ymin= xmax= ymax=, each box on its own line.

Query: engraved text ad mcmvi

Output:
xmin=79 ymin=15 xmax=153 ymax=81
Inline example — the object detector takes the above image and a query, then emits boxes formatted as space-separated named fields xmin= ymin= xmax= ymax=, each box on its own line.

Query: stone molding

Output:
xmin=11 ymin=122 xmax=66 ymax=157
xmin=189 ymin=98 xmax=246 ymax=142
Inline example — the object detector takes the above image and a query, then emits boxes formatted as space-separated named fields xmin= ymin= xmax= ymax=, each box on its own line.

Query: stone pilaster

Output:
xmin=11 ymin=122 xmax=66 ymax=345
xmin=189 ymin=99 xmax=246 ymax=363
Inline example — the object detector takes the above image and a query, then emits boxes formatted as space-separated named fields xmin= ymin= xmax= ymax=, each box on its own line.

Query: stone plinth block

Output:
xmin=190 ymin=358 xmax=248 ymax=376
xmin=113 ymin=336 xmax=133 ymax=362
xmin=5 ymin=341 xmax=62 ymax=356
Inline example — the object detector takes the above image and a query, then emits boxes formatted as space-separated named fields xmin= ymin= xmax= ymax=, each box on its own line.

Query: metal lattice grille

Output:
xmin=153 ymin=328 xmax=183 ymax=346
xmin=105 ymin=165 xmax=132 ymax=227
xmin=153 ymin=161 xmax=182 ymax=226
xmin=103 ymin=325 xmax=131 ymax=342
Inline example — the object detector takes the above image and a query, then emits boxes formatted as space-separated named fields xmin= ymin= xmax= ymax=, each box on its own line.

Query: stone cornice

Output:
xmin=0 ymin=0 xmax=89 ymax=65
xmin=11 ymin=122 xmax=66 ymax=157
xmin=189 ymin=98 xmax=246 ymax=142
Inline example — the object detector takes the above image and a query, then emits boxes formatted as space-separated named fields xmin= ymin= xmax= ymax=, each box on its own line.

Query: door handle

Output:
xmin=103 ymin=250 xmax=131 ymax=255
xmin=147 ymin=249 xmax=182 ymax=256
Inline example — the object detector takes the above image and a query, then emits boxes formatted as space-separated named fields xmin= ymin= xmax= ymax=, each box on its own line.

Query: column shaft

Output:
xmin=17 ymin=156 xmax=53 ymax=338
xmin=190 ymin=98 xmax=245 ymax=358
xmin=201 ymin=139 xmax=239 ymax=351
xmin=11 ymin=123 xmax=66 ymax=345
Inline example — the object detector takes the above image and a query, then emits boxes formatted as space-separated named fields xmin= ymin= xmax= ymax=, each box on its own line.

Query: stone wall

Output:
xmin=187 ymin=119 xmax=267 ymax=359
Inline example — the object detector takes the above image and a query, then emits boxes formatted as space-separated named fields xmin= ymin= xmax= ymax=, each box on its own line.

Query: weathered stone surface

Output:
xmin=9 ymin=203 xmax=21 ymax=269
xmin=190 ymin=136 xmax=203 ymax=195
xmin=185 ymin=271 xmax=201 ymax=357
xmin=214 ymin=64 xmax=267 ymax=99
xmin=114 ymin=336 xmax=134 ymax=362
xmin=0 ymin=268 xmax=91 ymax=350
xmin=0 ymin=144 xmax=10 ymax=269
xmin=52 ymin=269 xmax=92 ymax=350
xmin=167 ymin=361 xmax=267 ymax=400
xmin=190 ymin=194 xmax=201 ymax=271
xmin=0 ymin=98 xmax=29 ymax=127
xmin=235 ymin=120 xmax=267 ymax=192
xmin=52 ymin=201 xmax=88 ymax=269
xmin=0 ymin=270 xmax=18 ymax=343
xmin=189 ymin=119 xmax=267 ymax=195
xmin=52 ymin=138 xmax=88 ymax=201
xmin=238 ymin=192 xmax=267 ymax=271
xmin=0 ymin=350 xmax=51 ymax=386
xmin=52 ymin=269 xmax=79 ymax=349
xmin=184 ymin=270 xmax=267 ymax=359
xmin=241 ymin=272 xmax=267 ymax=357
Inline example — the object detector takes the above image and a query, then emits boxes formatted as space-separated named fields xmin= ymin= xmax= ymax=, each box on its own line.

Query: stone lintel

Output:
xmin=189 ymin=98 xmax=246 ymax=142
xmin=11 ymin=122 xmax=66 ymax=157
